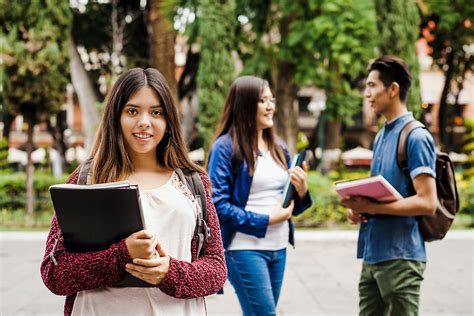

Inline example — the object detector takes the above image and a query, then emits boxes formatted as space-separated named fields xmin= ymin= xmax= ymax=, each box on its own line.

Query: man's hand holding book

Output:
xmin=335 ymin=175 xmax=403 ymax=223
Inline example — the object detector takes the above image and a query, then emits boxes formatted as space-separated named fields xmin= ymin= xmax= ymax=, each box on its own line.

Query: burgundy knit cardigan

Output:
xmin=40 ymin=170 xmax=227 ymax=316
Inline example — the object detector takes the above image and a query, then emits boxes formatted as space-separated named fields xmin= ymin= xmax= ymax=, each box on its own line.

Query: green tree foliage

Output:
xmin=421 ymin=0 xmax=473 ymax=148
xmin=463 ymin=118 xmax=474 ymax=179
xmin=285 ymin=0 xmax=378 ymax=122
xmin=196 ymin=0 xmax=236 ymax=150
xmin=1 ymin=0 xmax=72 ymax=216
xmin=374 ymin=0 xmax=421 ymax=116
xmin=1 ymin=0 xmax=72 ymax=119
xmin=235 ymin=0 xmax=377 ymax=152
xmin=174 ymin=1 xmax=377 ymax=153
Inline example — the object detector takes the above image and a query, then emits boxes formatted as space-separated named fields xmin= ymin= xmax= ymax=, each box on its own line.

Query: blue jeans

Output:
xmin=225 ymin=249 xmax=287 ymax=316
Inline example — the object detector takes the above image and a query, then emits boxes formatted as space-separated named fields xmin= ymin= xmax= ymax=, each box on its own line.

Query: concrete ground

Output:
xmin=1 ymin=230 xmax=472 ymax=316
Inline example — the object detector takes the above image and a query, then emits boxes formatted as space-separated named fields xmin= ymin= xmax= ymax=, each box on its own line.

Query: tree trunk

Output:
xmin=2 ymin=113 xmax=15 ymax=139
xmin=438 ymin=49 xmax=455 ymax=151
xmin=324 ymin=117 xmax=342 ymax=150
xmin=69 ymin=40 xmax=100 ymax=152
xmin=46 ymin=112 xmax=68 ymax=176
xmin=177 ymin=50 xmax=200 ymax=144
xmin=317 ymin=116 xmax=342 ymax=175
xmin=273 ymin=61 xmax=299 ymax=154
xmin=148 ymin=0 xmax=177 ymax=101
xmin=111 ymin=0 xmax=125 ymax=78
xmin=56 ymin=110 xmax=69 ymax=169
xmin=24 ymin=105 xmax=35 ymax=217
xmin=272 ymin=13 xmax=299 ymax=154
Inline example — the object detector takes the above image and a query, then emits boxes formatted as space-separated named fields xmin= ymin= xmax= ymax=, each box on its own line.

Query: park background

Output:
xmin=1 ymin=0 xmax=473 ymax=230
xmin=1 ymin=1 xmax=473 ymax=316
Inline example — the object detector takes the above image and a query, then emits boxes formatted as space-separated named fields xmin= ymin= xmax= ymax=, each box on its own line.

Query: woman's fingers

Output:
xmin=155 ymin=242 xmax=167 ymax=258
xmin=132 ymin=230 xmax=154 ymax=239
xmin=131 ymin=257 xmax=165 ymax=267
xmin=301 ymin=161 xmax=308 ymax=172
xmin=289 ymin=166 xmax=306 ymax=179
xmin=289 ymin=166 xmax=308 ymax=197
xmin=125 ymin=257 xmax=169 ymax=285
xmin=289 ymin=167 xmax=307 ymax=187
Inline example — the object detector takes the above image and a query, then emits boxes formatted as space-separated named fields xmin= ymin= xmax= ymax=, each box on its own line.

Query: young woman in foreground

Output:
xmin=41 ymin=68 xmax=226 ymax=315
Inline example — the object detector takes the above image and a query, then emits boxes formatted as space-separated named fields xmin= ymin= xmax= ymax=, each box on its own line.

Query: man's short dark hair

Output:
xmin=368 ymin=55 xmax=412 ymax=103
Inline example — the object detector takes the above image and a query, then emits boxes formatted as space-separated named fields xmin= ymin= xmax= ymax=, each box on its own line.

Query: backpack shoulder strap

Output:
xmin=78 ymin=158 xmax=93 ymax=185
xmin=189 ymin=172 xmax=208 ymax=222
xmin=176 ymin=168 xmax=210 ymax=258
xmin=396 ymin=120 xmax=425 ymax=176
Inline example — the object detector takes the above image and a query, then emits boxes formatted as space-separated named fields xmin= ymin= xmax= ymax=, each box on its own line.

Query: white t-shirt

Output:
xmin=228 ymin=152 xmax=290 ymax=251
xmin=72 ymin=172 xmax=205 ymax=316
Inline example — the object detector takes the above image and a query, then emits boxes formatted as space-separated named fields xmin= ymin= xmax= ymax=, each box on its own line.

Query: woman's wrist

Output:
xmin=297 ymin=188 xmax=308 ymax=199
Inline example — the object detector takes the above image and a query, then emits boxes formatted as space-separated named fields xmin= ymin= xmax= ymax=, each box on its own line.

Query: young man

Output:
xmin=341 ymin=56 xmax=438 ymax=316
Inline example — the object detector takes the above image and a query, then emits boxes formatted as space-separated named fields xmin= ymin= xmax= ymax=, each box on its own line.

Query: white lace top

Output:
xmin=72 ymin=172 xmax=206 ymax=316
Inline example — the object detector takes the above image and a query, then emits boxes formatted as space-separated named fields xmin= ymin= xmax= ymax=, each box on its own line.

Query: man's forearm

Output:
xmin=367 ymin=195 xmax=437 ymax=216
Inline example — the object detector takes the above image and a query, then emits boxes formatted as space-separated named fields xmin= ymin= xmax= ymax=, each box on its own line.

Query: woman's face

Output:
xmin=120 ymin=86 xmax=167 ymax=162
xmin=256 ymin=86 xmax=275 ymax=131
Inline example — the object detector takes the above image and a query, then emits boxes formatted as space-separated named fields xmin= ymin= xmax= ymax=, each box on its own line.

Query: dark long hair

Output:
xmin=88 ymin=68 xmax=203 ymax=183
xmin=210 ymin=75 xmax=287 ymax=175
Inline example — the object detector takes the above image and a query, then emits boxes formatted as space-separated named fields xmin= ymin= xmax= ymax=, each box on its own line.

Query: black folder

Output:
xmin=282 ymin=150 xmax=307 ymax=208
xmin=49 ymin=181 xmax=151 ymax=287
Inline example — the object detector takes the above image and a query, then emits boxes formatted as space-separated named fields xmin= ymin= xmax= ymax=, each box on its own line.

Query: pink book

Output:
xmin=334 ymin=175 xmax=403 ymax=202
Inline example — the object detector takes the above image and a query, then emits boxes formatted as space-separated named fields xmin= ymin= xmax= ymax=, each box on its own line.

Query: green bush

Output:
xmin=457 ymin=176 xmax=474 ymax=227
xmin=1 ymin=208 xmax=56 ymax=229
xmin=0 ymin=138 xmax=10 ymax=170
xmin=293 ymin=170 xmax=369 ymax=228
xmin=1 ymin=169 xmax=472 ymax=229
xmin=462 ymin=118 xmax=474 ymax=180
xmin=0 ymin=171 xmax=68 ymax=228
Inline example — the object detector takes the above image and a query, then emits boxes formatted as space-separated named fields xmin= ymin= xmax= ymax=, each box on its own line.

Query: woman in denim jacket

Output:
xmin=207 ymin=76 xmax=312 ymax=316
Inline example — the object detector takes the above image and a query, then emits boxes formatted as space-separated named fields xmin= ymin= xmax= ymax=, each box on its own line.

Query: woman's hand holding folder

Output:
xmin=125 ymin=230 xmax=170 ymax=285
xmin=125 ymin=241 xmax=170 ymax=285
xmin=288 ymin=161 xmax=308 ymax=199
xmin=125 ymin=230 xmax=159 ymax=259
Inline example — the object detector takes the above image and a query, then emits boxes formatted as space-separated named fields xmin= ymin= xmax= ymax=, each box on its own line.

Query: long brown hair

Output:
xmin=88 ymin=68 xmax=203 ymax=183
xmin=210 ymin=75 xmax=287 ymax=175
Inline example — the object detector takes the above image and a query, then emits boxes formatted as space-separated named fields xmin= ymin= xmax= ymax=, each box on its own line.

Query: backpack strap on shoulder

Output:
xmin=78 ymin=158 xmax=93 ymax=185
xmin=396 ymin=120 xmax=425 ymax=177
xmin=176 ymin=168 xmax=210 ymax=259
xmin=174 ymin=168 xmax=187 ymax=188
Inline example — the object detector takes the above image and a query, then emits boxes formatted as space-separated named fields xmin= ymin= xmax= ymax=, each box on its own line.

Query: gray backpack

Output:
xmin=78 ymin=159 xmax=210 ymax=257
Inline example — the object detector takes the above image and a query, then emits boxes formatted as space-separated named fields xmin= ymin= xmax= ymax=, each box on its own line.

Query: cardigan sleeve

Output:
xmin=157 ymin=173 xmax=227 ymax=298
xmin=40 ymin=170 xmax=132 ymax=296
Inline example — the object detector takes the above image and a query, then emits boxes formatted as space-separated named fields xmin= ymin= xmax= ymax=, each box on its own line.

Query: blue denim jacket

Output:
xmin=357 ymin=113 xmax=436 ymax=264
xmin=208 ymin=134 xmax=312 ymax=249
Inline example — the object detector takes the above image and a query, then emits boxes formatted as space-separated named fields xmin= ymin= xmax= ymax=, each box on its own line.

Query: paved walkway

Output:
xmin=1 ymin=230 xmax=472 ymax=315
